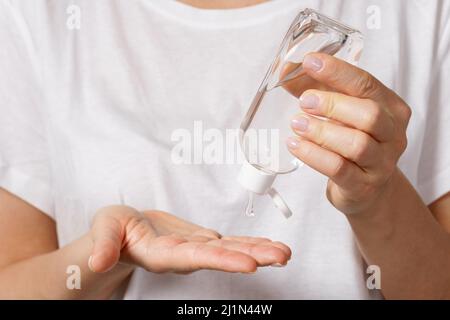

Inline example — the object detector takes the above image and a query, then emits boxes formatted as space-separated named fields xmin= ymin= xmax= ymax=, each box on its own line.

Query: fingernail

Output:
xmin=271 ymin=263 xmax=286 ymax=268
xmin=286 ymin=137 xmax=301 ymax=150
xmin=303 ymin=55 xmax=323 ymax=72
xmin=88 ymin=255 xmax=94 ymax=272
xmin=291 ymin=116 xmax=309 ymax=132
xmin=300 ymin=94 xmax=320 ymax=109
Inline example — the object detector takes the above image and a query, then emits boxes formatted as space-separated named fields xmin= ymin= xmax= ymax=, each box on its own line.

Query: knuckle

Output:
xmin=322 ymin=55 xmax=338 ymax=74
xmin=314 ymin=122 xmax=327 ymax=146
xmin=321 ymin=57 xmax=341 ymax=82
xmin=389 ymin=97 xmax=412 ymax=127
xmin=326 ymin=66 xmax=341 ymax=86
xmin=362 ymin=101 xmax=383 ymax=131
xmin=325 ymin=186 xmax=334 ymax=203
xmin=298 ymin=140 xmax=313 ymax=159
xmin=385 ymin=114 xmax=397 ymax=138
xmin=123 ymin=216 xmax=148 ymax=243
xmin=400 ymin=103 xmax=412 ymax=123
xmin=324 ymin=93 xmax=338 ymax=118
xmin=351 ymin=133 xmax=372 ymax=162
xmin=397 ymin=135 xmax=408 ymax=153
xmin=355 ymin=72 xmax=378 ymax=97
xmin=330 ymin=156 xmax=348 ymax=179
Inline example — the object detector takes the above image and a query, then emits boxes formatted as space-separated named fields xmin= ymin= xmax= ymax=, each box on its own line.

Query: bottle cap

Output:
xmin=238 ymin=161 xmax=277 ymax=195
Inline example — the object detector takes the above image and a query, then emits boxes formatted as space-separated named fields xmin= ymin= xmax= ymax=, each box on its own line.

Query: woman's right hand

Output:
xmin=88 ymin=206 xmax=291 ymax=274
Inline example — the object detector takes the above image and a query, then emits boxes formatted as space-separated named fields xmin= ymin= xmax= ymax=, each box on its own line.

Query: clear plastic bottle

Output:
xmin=238 ymin=9 xmax=364 ymax=218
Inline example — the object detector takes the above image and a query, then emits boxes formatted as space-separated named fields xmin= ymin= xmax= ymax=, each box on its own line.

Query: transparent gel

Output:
xmin=245 ymin=191 xmax=256 ymax=217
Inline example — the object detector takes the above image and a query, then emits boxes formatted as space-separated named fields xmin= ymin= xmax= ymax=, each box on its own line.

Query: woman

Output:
xmin=0 ymin=0 xmax=449 ymax=299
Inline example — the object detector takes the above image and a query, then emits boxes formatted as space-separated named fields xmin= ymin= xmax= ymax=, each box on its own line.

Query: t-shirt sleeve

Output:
xmin=416 ymin=1 xmax=450 ymax=205
xmin=0 ymin=2 xmax=54 ymax=218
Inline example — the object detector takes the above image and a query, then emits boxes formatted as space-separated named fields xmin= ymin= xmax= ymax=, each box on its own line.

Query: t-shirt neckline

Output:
xmin=145 ymin=0 xmax=305 ymax=28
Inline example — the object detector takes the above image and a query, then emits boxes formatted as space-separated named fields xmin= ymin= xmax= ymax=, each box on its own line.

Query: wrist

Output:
xmin=346 ymin=168 xmax=401 ymax=223
xmin=344 ymin=168 xmax=406 ymax=245
xmin=42 ymin=233 xmax=133 ymax=299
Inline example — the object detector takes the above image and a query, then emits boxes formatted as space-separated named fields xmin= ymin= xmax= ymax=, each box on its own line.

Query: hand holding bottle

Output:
xmin=287 ymin=53 xmax=412 ymax=215
xmin=238 ymin=9 xmax=364 ymax=218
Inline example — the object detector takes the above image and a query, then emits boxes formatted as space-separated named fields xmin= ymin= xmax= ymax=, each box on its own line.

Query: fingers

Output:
xmin=220 ymin=236 xmax=271 ymax=243
xmin=299 ymin=90 xmax=395 ymax=142
xmin=185 ymin=235 xmax=291 ymax=266
xmin=286 ymin=136 xmax=366 ymax=191
xmin=130 ymin=211 xmax=292 ymax=274
xmin=207 ymin=239 xmax=290 ymax=266
xmin=303 ymin=53 xmax=387 ymax=100
xmin=90 ymin=207 xmax=293 ymax=275
xmin=221 ymin=236 xmax=292 ymax=258
xmin=144 ymin=235 xmax=257 ymax=274
xmin=301 ymin=53 xmax=412 ymax=133
xmin=290 ymin=114 xmax=382 ymax=170
xmin=186 ymin=244 xmax=258 ymax=273
xmin=142 ymin=234 xmax=292 ymax=274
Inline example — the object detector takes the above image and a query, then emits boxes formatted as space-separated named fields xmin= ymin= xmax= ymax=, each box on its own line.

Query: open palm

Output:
xmin=88 ymin=206 xmax=291 ymax=274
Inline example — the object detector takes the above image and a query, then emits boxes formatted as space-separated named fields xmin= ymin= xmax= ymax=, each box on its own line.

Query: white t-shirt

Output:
xmin=0 ymin=0 xmax=449 ymax=299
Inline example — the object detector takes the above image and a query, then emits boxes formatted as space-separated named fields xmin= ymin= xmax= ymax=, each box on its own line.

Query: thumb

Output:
xmin=88 ymin=210 xmax=124 ymax=273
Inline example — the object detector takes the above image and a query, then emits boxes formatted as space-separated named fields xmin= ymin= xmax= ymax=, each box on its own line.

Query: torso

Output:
xmin=10 ymin=0 xmax=443 ymax=298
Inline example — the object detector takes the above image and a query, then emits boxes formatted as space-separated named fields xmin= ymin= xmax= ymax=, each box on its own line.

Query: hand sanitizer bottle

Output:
xmin=238 ymin=8 xmax=364 ymax=219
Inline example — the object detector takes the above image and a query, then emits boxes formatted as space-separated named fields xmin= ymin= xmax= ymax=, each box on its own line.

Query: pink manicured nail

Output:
xmin=286 ymin=137 xmax=301 ymax=149
xmin=303 ymin=55 xmax=323 ymax=72
xmin=88 ymin=255 xmax=94 ymax=271
xmin=291 ymin=116 xmax=309 ymax=132
xmin=299 ymin=94 xmax=320 ymax=109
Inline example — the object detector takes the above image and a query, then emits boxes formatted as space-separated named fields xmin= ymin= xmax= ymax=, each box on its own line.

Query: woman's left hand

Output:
xmin=287 ymin=53 xmax=412 ymax=215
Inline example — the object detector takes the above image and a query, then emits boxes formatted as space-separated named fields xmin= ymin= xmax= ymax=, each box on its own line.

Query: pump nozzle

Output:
xmin=238 ymin=160 xmax=292 ymax=219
